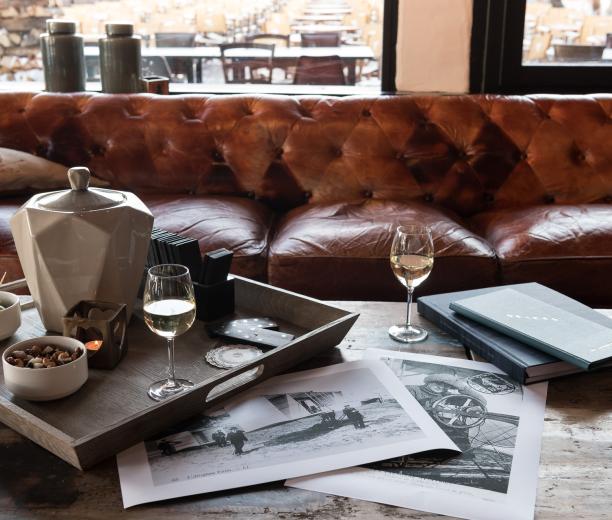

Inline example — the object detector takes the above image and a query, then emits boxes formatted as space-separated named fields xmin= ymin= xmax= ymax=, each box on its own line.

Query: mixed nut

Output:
xmin=5 ymin=345 xmax=83 ymax=369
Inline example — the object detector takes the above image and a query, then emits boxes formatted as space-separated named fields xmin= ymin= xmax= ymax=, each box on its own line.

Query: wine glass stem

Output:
xmin=405 ymin=287 xmax=414 ymax=330
xmin=167 ymin=337 xmax=177 ymax=387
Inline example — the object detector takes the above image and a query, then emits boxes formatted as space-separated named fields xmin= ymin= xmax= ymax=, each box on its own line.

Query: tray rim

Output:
xmin=0 ymin=275 xmax=359 ymax=469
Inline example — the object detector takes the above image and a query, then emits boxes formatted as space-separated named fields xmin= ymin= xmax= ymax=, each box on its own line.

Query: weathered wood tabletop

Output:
xmin=1 ymin=302 xmax=611 ymax=520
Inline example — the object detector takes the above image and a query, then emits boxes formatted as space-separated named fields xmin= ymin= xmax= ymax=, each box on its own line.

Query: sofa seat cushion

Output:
xmin=0 ymin=197 xmax=26 ymax=284
xmin=268 ymin=199 xmax=498 ymax=301
xmin=470 ymin=205 xmax=612 ymax=306
xmin=142 ymin=195 xmax=274 ymax=281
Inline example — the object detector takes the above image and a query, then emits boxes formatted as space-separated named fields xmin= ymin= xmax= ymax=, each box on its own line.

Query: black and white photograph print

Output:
xmin=369 ymin=358 xmax=522 ymax=493
xmin=117 ymin=360 xmax=459 ymax=508
xmin=144 ymin=366 xmax=426 ymax=486
xmin=288 ymin=351 xmax=548 ymax=520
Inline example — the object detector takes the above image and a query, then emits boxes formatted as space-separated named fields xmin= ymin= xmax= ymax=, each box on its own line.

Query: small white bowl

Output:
xmin=0 ymin=291 xmax=21 ymax=341
xmin=2 ymin=336 xmax=88 ymax=401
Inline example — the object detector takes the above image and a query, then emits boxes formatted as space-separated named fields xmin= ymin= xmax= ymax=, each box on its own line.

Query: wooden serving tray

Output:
xmin=0 ymin=276 xmax=358 ymax=469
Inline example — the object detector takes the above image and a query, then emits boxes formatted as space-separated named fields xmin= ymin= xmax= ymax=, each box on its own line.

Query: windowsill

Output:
xmin=0 ymin=81 xmax=382 ymax=96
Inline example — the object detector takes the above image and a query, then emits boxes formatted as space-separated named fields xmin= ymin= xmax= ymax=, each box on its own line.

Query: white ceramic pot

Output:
xmin=10 ymin=167 xmax=153 ymax=332
xmin=0 ymin=291 xmax=21 ymax=340
xmin=2 ymin=336 xmax=88 ymax=401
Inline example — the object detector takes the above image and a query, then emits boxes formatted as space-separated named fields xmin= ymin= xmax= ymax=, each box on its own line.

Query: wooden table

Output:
xmin=84 ymin=45 xmax=375 ymax=85
xmin=1 ymin=301 xmax=610 ymax=519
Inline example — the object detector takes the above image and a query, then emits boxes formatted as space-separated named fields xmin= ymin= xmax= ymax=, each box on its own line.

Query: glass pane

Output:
xmin=523 ymin=0 xmax=612 ymax=65
xmin=0 ymin=0 xmax=383 ymax=92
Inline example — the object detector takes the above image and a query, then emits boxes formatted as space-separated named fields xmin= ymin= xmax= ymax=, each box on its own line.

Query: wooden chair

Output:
xmin=293 ymin=55 xmax=346 ymax=85
xmin=246 ymin=34 xmax=291 ymax=79
xmin=220 ymin=43 xmax=274 ymax=83
xmin=301 ymin=32 xmax=341 ymax=47
xmin=526 ymin=32 xmax=552 ymax=62
xmin=578 ymin=16 xmax=612 ymax=44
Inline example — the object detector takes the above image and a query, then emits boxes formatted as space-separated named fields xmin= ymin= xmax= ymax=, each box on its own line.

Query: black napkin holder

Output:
xmin=193 ymin=277 xmax=235 ymax=322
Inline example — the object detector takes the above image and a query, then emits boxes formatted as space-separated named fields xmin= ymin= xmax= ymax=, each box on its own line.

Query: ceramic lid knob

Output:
xmin=68 ymin=167 xmax=91 ymax=191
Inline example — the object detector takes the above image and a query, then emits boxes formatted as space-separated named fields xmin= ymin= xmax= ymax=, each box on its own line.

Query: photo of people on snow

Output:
xmin=143 ymin=367 xmax=425 ymax=486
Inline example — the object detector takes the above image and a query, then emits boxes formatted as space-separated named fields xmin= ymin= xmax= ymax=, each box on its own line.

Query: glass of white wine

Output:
xmin=389 ymin=225 xmax=434 ymax=343
xmin=143 ymin=264 xmax=197 ymax=401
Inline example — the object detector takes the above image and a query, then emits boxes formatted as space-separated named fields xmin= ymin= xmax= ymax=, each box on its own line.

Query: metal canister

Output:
xmin=99 ymin=23 xmax=142 ymax=93
xmin=40 ymin=19 xmax=86 ymax=92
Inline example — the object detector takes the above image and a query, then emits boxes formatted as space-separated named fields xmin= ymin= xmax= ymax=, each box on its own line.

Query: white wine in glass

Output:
xmin=143 ymin=264 xmax=196 ymax=401
xmin=389 ymin=226 xmax=434 ymax=343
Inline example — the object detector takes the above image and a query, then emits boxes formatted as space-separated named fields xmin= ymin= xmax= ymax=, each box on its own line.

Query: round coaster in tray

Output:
xmin=205 ymin=344 xmax=263 ymax=369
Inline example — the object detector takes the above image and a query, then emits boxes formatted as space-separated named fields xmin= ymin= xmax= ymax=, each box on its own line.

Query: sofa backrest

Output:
xmin=1 ymin=92 xmax=611 ymax=216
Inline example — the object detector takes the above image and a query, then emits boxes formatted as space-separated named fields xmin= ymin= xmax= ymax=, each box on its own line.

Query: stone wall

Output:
xmin=0 ymin=0 xmax=64 ymax=79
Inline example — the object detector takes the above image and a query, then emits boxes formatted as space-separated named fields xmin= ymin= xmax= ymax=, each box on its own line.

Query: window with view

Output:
xmin=523 ymin=0 xmax=612 ymax=65
xmin=0 ymin=0 xmax=384 ymax=93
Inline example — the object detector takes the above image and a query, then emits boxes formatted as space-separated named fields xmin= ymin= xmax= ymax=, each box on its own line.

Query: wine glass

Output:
xmin=143 ymin=264 xmax=196 ymax=401
xmin=388 ymin=225 xmax=434 ymax=343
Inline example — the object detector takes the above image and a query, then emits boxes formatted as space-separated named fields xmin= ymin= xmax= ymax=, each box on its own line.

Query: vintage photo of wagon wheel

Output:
xmin=430 ymin=393 xmax=488 ymax=429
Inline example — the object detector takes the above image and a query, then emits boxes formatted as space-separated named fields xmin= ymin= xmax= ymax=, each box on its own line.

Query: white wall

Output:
xmin=395 ymin=0 xmax=473 ymax=93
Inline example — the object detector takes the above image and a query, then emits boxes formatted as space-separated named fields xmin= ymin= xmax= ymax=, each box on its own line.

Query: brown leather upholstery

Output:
xmin=471 ymin=205 xmax=612 ymax=307
xmin=269 ymin=199 xmax=498 ymax=300
xmin=141 ymin=194 xmax=274 ymax=280
xmin=0 ymin=92 xmax=610 ymax=304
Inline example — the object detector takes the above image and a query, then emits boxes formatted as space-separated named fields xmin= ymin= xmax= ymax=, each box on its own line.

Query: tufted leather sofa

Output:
xmin=1 ymin=92 xmax=611 ymax=306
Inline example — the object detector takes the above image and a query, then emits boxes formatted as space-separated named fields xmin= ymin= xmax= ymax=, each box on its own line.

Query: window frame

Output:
xmin=470 ymin=0 xmax=612 ymax=94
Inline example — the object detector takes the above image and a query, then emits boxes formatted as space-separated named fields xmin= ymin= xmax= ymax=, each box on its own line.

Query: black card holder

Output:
xmin=193 ymin=278 xmax=235 ymax=322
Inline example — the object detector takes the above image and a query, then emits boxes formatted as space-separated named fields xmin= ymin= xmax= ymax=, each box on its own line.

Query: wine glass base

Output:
xmin=148 ymin=378 xmax=195 ymax=401
xmin=388 ymin=324 xmax=428 ymax=343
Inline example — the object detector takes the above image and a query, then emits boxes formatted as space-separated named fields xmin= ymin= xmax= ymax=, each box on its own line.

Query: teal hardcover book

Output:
xmin=449 ymin=288 xmax=612 ymax=371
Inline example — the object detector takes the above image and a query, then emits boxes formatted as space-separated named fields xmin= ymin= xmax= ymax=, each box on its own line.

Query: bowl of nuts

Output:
xmin=2 ymin=336 xmax=88 ymax=401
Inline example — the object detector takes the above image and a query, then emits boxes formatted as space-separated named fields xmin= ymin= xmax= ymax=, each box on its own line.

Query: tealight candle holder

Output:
xmin=62 ymin=300 xmax=128 ymax=369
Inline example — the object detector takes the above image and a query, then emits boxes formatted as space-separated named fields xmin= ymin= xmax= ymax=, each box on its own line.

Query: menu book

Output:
xmin=450 ymin=288 xmax=612 ymax=371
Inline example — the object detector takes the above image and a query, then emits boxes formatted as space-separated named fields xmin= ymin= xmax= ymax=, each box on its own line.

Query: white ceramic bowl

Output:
xmin=0 ymin=291 xmax=21 ymax=341
xmin=2 ymin=336 xmax=88 ymax=401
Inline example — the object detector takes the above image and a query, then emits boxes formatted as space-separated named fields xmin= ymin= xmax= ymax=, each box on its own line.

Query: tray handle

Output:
xmin=204 ymin=363 xmax=265 ymax=403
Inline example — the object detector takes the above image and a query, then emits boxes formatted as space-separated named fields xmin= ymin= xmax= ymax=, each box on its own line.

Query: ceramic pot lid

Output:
xmin=37 ymin=167 xmax=125 ymax=212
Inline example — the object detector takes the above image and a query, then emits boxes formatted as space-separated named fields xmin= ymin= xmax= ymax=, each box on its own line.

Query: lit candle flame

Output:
xmin=85 ymin=340 xmax=103 ymax=351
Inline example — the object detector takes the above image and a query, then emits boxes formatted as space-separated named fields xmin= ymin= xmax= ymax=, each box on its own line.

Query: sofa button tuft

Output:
xmin=424 ymin=193 xmax=434 ymax=203
xmin=212 ymin=149 xmax=224 ymax=162
xmin=362 ymin=109 xmax=371 ymax=117
xmin=484 ymin=192 xmax=495 ymax=203
xmin=363 ymin=190 xmax=372 ymax=198
xmin=276 ymin=148 xmax=284 ymax=159
xmin=544 ymin=194 xmax=556 ymax=204
xmin=304 ymin=191 xmax=312 ymax=201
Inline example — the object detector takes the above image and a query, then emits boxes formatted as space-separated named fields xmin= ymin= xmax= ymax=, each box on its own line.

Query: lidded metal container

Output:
xmin=10 ymin=167 xmax=153 ymax=332
xmin=40 ymin=19 xmax=86 ymax=92
xmin=99 ymin=22 xmax=142 ymax=93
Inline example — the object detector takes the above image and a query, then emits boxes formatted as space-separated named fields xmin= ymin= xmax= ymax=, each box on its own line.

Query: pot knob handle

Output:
xmin=68 ymin=167 xmax=91 ymax=191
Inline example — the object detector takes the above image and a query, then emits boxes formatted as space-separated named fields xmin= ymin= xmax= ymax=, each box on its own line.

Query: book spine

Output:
xmin=417 ymin=301 xmax=527 ymax=383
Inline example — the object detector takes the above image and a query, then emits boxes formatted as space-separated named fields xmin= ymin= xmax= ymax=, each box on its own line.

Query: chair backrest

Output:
xmin=293 ymin=55 xmax=346 ymax=85
xmin=578 ymin=16 xmax=612 ymax=44
xmin=246 ymin=33 xmax=290 ymax=47
xmin=220 ymin=43 xmax=274 ymax=84
xmin=300 ymin=32 xmax=341 ymax=47
xmin=155 ymin=32 xmax=196 ymax=47
xmin=141 ymin=56 xmax=173 ymax=78
xmin=526 ymin=32 xmax=552 ymax=61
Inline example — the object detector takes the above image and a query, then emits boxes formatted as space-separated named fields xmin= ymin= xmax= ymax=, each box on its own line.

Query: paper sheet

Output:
xmin=287 ymin=350 xmax=548 ymax=520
